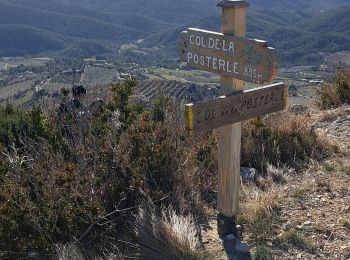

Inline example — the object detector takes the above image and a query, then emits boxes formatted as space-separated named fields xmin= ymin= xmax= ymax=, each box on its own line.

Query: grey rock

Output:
xmin=289 ymin=104 xmax=308 ymax=114
xmin=296 ymin=224 xmax=304 ymax=230
xmin=331 ymin=192 xmax=339 ymax=198
xmin=240 ymin=167 xmax=257 ymax=183
xmin=284 ymin=223 xmax=292 ymax=230
xmin=304 ymin=221 xmax=312 ymax=226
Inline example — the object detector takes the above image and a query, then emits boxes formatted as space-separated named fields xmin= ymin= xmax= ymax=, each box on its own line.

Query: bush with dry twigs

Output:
xmin=0 ymin=80 xmax=216 ymax=258
xmin=316 ymin=69 xmax=350 ymax=109
xmin=0 ymin=78 xmax=333 ymax=258
xmin=241 ymin=112 xmax=332 ymax=173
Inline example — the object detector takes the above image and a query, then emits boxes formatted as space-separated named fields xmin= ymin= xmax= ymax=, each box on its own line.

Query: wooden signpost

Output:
xmin=177 ymin=28 xmax=278 ymax=84
xmin=185 ymin=83 xmax=287 ymax=132
xmin=177 ymin=0 xmax=288 ymax=252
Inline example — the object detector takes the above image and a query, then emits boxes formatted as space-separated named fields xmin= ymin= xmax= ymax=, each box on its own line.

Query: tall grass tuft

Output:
xmin=134 ymin=206 xmax=204 ymax=260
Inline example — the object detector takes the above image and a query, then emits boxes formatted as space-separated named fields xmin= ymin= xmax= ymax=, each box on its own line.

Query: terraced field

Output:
xmin=136 ymin=80 xmax=218 ymax=103
xmin=0 ymin=79 xmax=35 ymax=104
xmin=0 ymin=57 xmax=51 ymax=70
xmin=81 ymin=66 xmax=120 ymax=87
xmin=325 ymin=52 xmax=350 ymax=65
xmin=150 ymin=68 xmax=219 ymax=85
xmin=50 ymin=71 xmax=83 ymax=84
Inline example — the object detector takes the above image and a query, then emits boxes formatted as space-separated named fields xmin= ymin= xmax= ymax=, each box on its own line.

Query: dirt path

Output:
xmin=201 ymin=107 xmax=350 ymax=259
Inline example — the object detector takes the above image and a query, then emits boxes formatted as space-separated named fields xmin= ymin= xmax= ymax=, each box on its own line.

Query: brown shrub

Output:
xmin=335 ymin=69 xmax=350 ymax=104
xmin=0 ymin=80 xmax=333 ymax=257
xmin=0 ymin=83 xmax=217 ymax=256
xmin=315 ymin=83 xmax=342 ymax=109
xmin=316 ymin=69 xmax=350 ymax=109
xmin=241 ymin=112 xmax=332 ymax=172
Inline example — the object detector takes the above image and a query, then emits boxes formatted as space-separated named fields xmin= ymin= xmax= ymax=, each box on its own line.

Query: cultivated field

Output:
xmin=136 ymin=79 xmax=218 ymax=103
xmin=0 ymin=57 xmax=52 ymax=70
xmin=81 ymin=66 xmax=120 ymax=87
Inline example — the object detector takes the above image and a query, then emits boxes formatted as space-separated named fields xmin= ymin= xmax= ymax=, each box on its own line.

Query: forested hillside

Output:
xmin=145 ymin=6 xmax=350 ymax=66
xmin=0 ymin=0 xmax=349 ymax=66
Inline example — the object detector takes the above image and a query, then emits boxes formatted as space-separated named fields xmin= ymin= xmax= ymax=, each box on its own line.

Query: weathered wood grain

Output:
xmin=217 ymin=3 xmax=246 ymax=218
xmin=185 ymin=82 xmax=287 ymax=132
xmin=177 ymin=28 xmax=278 ymax=84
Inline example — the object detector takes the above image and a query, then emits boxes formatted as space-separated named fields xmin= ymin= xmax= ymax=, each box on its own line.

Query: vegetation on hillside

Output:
xmin=316 ymin=69 xmax=350 ymax=109
xmin=0 ymin=78 xmax=334 ymax=258
xmin=147 ymin=6 xmax=350 ymax=67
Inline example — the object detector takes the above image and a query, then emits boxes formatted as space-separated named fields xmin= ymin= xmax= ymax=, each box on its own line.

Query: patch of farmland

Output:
xmin=152 ymin=68 xmax=219 ymax=85
xmin=0 ymin=79 xmax=34 ymax=99
xmin=0 ymin=57 xmax=51 ymax=70
xmin=44 ymin=83 xmax=73 ymax=93
xmin=136 ymin=80 xmax=218 ymax=103
xmin=50 ymin=71 xmax=82 ymax=84
xmin=81 ymin=66 xmax=120 ymax=87
xmin=325 ymin=52 xmax=350 ymax=65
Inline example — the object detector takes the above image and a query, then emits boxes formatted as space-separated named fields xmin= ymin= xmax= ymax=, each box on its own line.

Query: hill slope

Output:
xmin=144 ymin=6 xmax=350 ymax=66
xmin=0 ymin=0 xmax=349 ymax=66
xmin=0 ymin=25 xmax=65 ymax=56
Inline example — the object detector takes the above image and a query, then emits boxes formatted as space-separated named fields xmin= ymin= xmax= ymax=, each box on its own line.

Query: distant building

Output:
xmin=288 ymin=84 xmax=298 ymax=97
xmin=309 ymin=80 xmax=324 ymax=87
xmin=319 ymin=64 xmax=329 ymax=71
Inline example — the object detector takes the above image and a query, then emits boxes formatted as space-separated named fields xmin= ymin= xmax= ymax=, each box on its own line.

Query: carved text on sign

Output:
xmin=178 ymin=28 xmax=278 ymax=84
xmin=185 ymin=83 xmax=287 ymax=132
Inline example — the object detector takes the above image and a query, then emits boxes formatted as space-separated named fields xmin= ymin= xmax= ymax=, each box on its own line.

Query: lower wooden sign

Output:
xmin=185 ymin=82 xmax=287 ymax=132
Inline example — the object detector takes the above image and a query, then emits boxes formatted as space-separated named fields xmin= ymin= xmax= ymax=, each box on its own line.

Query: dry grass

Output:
xmin=242 ymin=111 xmax=332 ymax=173
xmin=266 ymin=164 xmax=294 ymax=184
xmin=134 ymin=206 xmax=206 ymax=260
xmin=0 ymin=79 xmax=341 ymax=258
xmin=341 ymin=162 xmax=350 ymax=176
xmin=56 ymin=244 xmax=84 ymax=260
xmin=291 ymin=178 xmax=317 ymax=199
xmin=238 ymin=186 xmax=282 ymax=244
xmin=274 ymin=229 xmax=317 ymax=253
xmin=315 ymin=83 xmax=342 ymax=109
xmin=316 ymin=69 xmax=350 ymax=109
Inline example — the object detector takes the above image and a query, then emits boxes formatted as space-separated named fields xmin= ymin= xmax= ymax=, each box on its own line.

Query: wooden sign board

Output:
xmin=185 ymin=82 xmax=287 ymax=132
xmin=177 ymin=28 xmax=278 ymax=84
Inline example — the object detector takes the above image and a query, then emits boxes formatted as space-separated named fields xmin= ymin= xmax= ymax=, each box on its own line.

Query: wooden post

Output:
xmin=217 ymin=0 xmax=249 ymax=237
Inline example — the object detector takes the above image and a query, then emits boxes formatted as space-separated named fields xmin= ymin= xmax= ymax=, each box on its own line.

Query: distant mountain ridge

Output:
xmin=249 ymin=0 xmax=349 ymax=10
xmin=0 ymin=0 xmax=349 ymax=66
xmin=143 ymin=6 xmax=350 ymax=66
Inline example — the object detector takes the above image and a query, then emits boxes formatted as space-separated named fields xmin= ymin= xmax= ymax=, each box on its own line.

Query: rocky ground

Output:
xmin=200 ymin=106 xmax=350 ymax=259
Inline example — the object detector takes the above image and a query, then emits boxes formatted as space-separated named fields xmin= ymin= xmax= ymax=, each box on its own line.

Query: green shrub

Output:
xmin=107 ymin=79 xmax=143 ymax=131
xmin=0 ymin=102 xmax=29 ymax=146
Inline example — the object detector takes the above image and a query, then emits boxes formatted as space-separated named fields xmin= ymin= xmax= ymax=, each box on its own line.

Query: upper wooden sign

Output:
xmin=177 ymin=28 xmax=278 ymax=84
xmin=185 ymin=82 xmax=287 ymax=132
